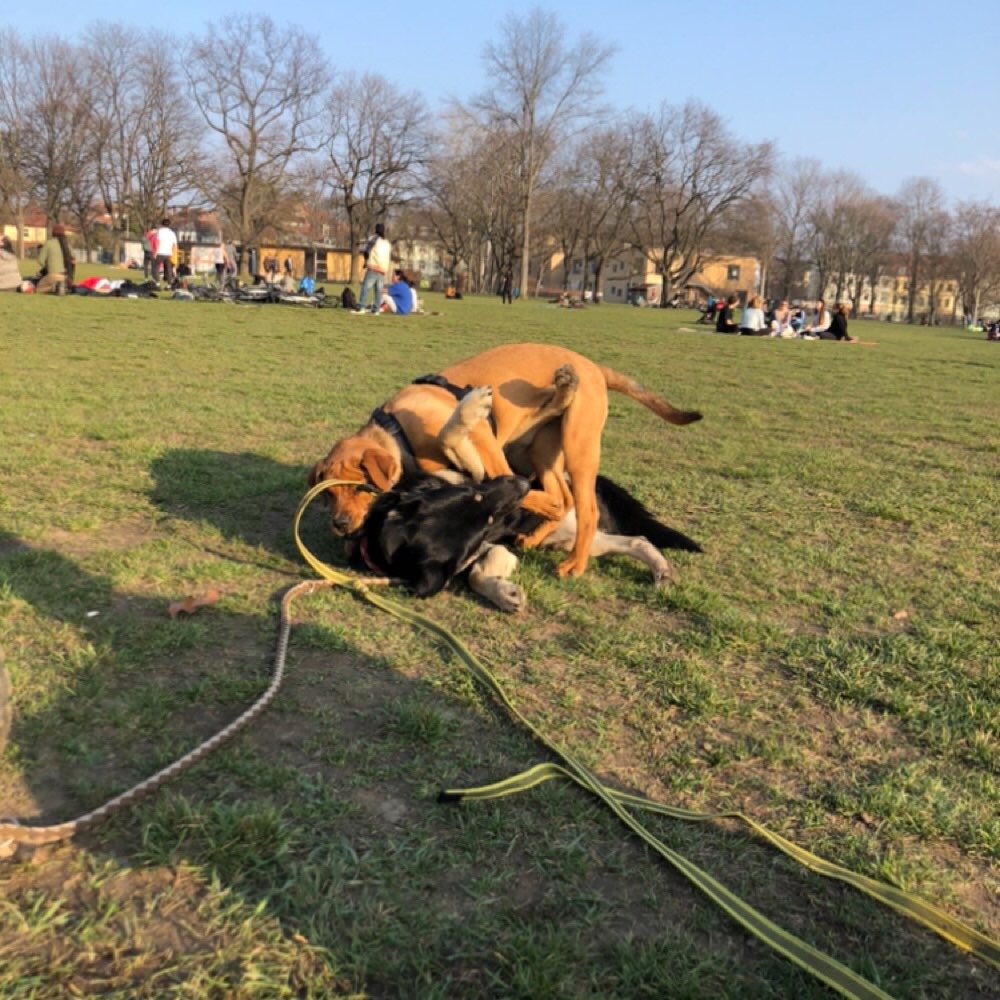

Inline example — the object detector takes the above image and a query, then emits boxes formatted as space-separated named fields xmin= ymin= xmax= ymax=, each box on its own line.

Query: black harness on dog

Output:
xmin=411 ymin=373 xmax=498 ymax=435
xmin=367 ymin=374 xmax=498 ymax=473
xmin=368 ymin=405 xmax=419 ymax=474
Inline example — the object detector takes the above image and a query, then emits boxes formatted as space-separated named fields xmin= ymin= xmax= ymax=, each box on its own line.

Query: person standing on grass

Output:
xmin=141 ymin=227 xmax=157 ymax=278
xmin=152 ymin=218 xmax=177 ymax=286
xmin=500 ymin=266 xmax=513 ymax=304
xmin=357 ymin=223 xmax=391 ymax=314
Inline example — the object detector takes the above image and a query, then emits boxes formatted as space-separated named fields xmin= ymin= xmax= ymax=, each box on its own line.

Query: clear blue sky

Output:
xmin=19 ymin=0 xmax=1000 ymax=204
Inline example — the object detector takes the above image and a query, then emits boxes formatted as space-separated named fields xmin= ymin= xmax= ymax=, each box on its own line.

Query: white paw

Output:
xmin=458 ymin=385 xmax=493 ymax=427
xmin=493 ymin=580 xmax=526 ymax=613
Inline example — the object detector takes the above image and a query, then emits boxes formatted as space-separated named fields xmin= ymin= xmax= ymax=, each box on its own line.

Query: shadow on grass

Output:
xmin=0 ymin=450 xmax=990 ymax=998
xmin=149 ymin=448 xmax=318 ymax=563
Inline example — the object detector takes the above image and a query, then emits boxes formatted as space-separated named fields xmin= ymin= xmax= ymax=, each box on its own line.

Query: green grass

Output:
xmin=0 ymin=291 xmax=997 ymax=998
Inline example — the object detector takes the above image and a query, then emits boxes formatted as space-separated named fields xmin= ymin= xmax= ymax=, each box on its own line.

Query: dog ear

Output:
xmin=307 ymin=459 xmax=328 ymax=487
xmin=360 ymin=447 xmax=401 ymax=491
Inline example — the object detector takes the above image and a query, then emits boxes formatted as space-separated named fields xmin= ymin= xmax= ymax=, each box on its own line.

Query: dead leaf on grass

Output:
xmin=892 ymin=609 xmax=909 ymax=621
xmin=168 ymin=589 xmax=221 ymax=619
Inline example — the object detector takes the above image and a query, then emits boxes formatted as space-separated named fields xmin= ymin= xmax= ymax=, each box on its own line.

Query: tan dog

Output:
xmin=309 ymin=343 xmax=701 ymax=577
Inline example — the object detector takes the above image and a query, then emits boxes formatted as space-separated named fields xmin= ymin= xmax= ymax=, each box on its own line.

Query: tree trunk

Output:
xmin=906 ymin=254 xmax=919 ymax=324
xmin=593 ymin=257 xmax=604 ymax=302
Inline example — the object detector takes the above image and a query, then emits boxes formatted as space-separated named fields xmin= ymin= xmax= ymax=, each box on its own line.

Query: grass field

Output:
xmin=0 ymin=287 xmax=997 ymax=999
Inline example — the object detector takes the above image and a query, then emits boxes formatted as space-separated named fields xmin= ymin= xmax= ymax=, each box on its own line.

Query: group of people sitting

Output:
xmin=710 ymin=295 xmax=854 ymax=341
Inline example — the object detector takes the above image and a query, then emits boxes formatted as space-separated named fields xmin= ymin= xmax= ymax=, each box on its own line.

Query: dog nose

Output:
xmin=331 ymin=513 xmax=352 ymax=535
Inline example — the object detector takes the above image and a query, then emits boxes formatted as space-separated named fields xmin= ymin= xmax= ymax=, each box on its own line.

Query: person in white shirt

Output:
xmin=153 ymin=218 xmax=178 ymax=285
xmin=357 ymin=223 xmax=392 ymax=313
xmin=739 ymin=295 xmax=767 ymax=336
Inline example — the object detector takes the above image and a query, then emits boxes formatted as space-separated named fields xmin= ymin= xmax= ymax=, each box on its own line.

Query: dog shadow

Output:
xmin=149 ymin=448 xmax=322 ymax=563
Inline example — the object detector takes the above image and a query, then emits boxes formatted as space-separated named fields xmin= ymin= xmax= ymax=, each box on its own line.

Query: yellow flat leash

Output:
xmin=295 ymin=480 xmax=1000 ymax=999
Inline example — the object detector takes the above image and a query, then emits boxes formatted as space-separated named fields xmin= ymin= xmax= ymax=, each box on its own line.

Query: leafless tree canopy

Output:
xmin=629 ymin=101 xmax=774 ymax=303
xmin=0 ymin=17 xmax=995 ymax=314
xmin=464 ymin=7 xmax=615 ymax=294
xmin=185 ymin=15 xmax=329 ymax=276
xmin=951 ymin=200 xmax=1000 ymax=319
xmin=321 ymin=73 xmax=431 ymax=281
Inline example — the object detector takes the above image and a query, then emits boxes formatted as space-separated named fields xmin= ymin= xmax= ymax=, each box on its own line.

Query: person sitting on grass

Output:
xmin=36 ymin=224 xmax=75 ymax=294
xmin=0 ymin=236 xmax=20 ymax=292
xmin=811 ymin=302 xmax=854 ymax=341
xmin=802 ymin=298 xmax=832 ymax=338
xmin=770 ymin=300 xmax=795 ymax=337
xmin=739 ymin=295 xmax=767 ymax=336
xmin=379 ymin=270 xmax=413 ymax=315
xmin=715 ymin=294 xmax=740 ymax=333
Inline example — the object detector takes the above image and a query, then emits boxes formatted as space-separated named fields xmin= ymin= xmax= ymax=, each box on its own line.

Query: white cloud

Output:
xmin=958 ymin=156 xmax=1000 ymax=176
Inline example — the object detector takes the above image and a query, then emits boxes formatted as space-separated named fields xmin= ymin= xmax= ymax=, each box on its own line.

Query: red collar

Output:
xmin=358 ymin=535 xmax=387 ymax=576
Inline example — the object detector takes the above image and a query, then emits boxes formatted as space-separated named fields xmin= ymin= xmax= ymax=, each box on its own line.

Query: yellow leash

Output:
xmin=295 ymin=480 xmax=1000 ymax=998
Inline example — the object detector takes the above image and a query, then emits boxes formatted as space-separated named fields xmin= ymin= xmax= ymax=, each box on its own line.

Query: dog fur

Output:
xmin=348 ymin=473 xmax=701 ymax=612
xmin=310 ymin=343 xmax=701 ymax=579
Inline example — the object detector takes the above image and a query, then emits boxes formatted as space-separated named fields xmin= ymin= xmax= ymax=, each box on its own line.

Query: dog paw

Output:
xmin=493 ymin=580 xmax=526 ymax=613
xmin=457 ymin=385 xmax=493 ymax=427
xmin=520 ymin=490 xmax=564 ymax=521
xmin=555 ymin=556 xmax=588 ymax=578
xmin=553 ymin=364 xmax=579 ymax=391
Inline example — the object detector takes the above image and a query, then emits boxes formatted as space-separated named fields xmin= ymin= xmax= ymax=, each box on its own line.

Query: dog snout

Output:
xmin=330 ymin=512 xmax=354 ymax=535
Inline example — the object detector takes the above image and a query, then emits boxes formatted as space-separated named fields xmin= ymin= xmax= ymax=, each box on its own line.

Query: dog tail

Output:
xmin=599 ymin=366 xmax=702 ymax=425
xmin=596 ymin=476 xmax=702 ymax=552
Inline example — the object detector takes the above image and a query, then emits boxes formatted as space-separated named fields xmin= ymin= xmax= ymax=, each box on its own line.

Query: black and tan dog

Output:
xmin=347 ymin=473 xmax=701 ymax=612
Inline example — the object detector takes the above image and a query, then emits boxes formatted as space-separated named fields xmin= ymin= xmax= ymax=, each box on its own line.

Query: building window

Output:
xmin=727 ymin=265 xmax=740 ymax=281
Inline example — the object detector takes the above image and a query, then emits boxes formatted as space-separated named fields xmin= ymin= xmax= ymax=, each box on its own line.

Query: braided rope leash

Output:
xmin=0 ymin=577 xmax=337 ymax=853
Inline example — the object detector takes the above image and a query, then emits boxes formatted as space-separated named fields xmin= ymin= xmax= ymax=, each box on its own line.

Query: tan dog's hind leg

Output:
xmin=553 ymin=377 xmax=609 ymax=577
xmin=517 ymin=423 xmax=573 ymax=548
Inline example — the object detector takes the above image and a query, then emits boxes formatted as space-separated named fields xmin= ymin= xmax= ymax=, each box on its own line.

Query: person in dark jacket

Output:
xmin=715 ymin=294 xmax=740 ymax=333
xmin=815 ymin=302 xmax=854 ymax=341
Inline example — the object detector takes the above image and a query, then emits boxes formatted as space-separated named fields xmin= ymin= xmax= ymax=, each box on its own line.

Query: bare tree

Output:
xmin=559 ymin=124 xmax=638 ymax=300
xmin=951 ymin=200 xmax=1000 ymax=321
xmin=422 ymin=120 xmax=522 ymax=293
xmin=20 ymin=36 xmax=95 ymax=232
xmin=894 ymin=177 xmax=947 ymax=323
xmin=186 ymin=15 xmax=329 ymax=278
xmin=0 ymin=30 xmax=33 ymax=256
xmin=769 ymin=157 xmax=822 ymax=300
xmin=854 ymin=197 xmax=897 ymax=316
xmin=321 ymin=73 xmax=430 ymax=282
xmin=84 ymin=24 xmax=202 ymax=257
xmin=466 ymin=7 xmax=615 ymax=298
xmin=630 ymin=101 xmax=774 ymax=305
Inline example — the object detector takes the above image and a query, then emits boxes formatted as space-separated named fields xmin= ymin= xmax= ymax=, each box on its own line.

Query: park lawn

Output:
xmin=0 ymin=291 xmax=997 ymax=998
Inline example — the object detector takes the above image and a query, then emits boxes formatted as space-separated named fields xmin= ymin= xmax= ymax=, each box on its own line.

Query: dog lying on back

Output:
xmin=347 ymin=473 xmax=701 ymax=612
